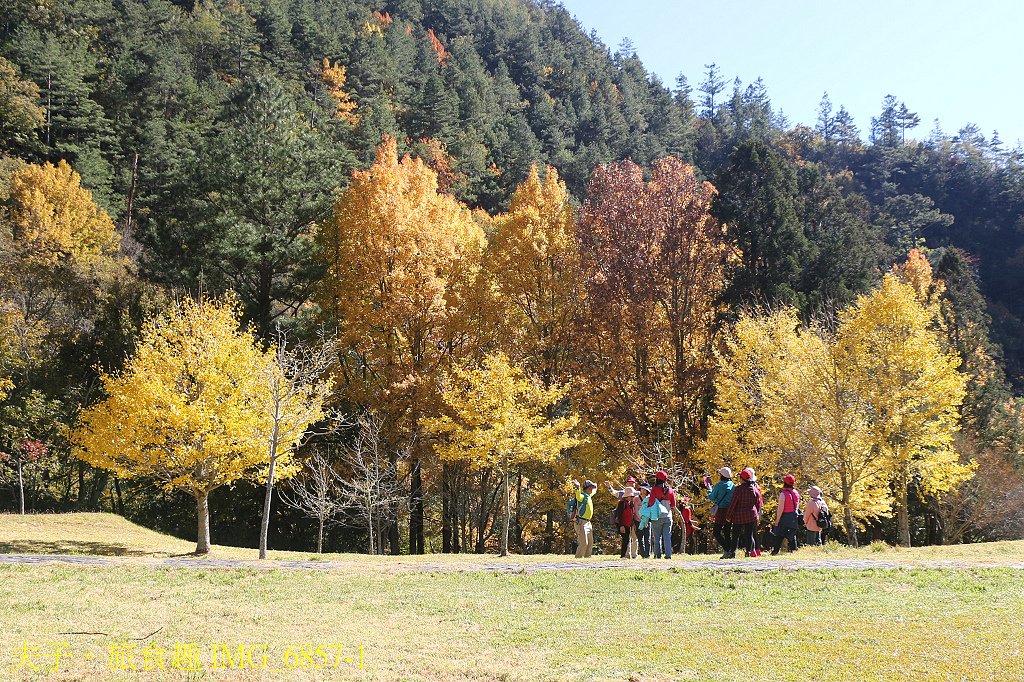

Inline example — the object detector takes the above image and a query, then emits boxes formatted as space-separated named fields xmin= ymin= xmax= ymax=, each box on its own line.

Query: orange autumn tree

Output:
xmin=8 ymin=160 xmax=120 ymax=267
xmin=485 ymin=164 xmax=583 ymax=388
xmin=316 ymin=137 xmax=485 ymax=554
xmin=577 ymin=157 xmax=729 ymax=470
xmin=483 ymin=164 xmax=589 ymax=551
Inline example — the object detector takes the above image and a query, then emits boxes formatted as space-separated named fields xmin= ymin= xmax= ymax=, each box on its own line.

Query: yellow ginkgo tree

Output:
xmin=840 ymin=273 xmax=971 ymax=547
xmin=697 ymin=272 xmax=970 ymax=546
xmin=696 ymin=308 xmax=803 ymax=480
xmin=72 ymin=297 xmax=287 ymax=554
xmin=424 ymin=353 xmax=580 ymax=557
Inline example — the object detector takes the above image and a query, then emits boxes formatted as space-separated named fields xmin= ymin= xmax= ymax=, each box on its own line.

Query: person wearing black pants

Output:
xmin=705 ymin=467 xmax=735 ymax=559
xmin=732 ymin=522 xmax=756 ymax=557
xmin=636 ymin=485 xmax=652 ymax=557
xmin=713 ymin=514 xmax=733 ymax=557
xmin=614 ymin=487 xmax=639 ymax=559
xmin=724 ymin=467 xmax=763 ymax=558
xmin=618 ymin=522 xmax=638 ymax=558
xmin=771 ymin=474 xmax=801 ymax=555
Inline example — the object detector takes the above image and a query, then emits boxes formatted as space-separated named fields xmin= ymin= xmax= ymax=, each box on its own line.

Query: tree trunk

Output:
xmin=442 ymin=463 xmax=453 ymax=553
xmin=365 ymin=491 xmax=375 ymax=554
xmin=259 ymin=446 xmax=279 ymax=559
xmin=843 ymin=498 xmax=858 ymax=547
xmin=499 ymin=457 xmax=510 ymax=557
xmin=317 ymin=515 xmax=324 ymax=554
xmin=514 ymin=472 xmax=523 ymax=551
xmin=113 ymin=477 xmax=125 ymax=516
xmin=17 ymin=459 xmax=25 ymax=515
xmin=88 ymin=470 xmax=109 ymax=510
xmin=409 ymin=455 xmax=424 ymax=554
xmin=196 ymin=492 xmax=211 ymax=554
xmin=543 ymin=510 xmax=554 ymax=554
xmin=896 ymin=465 xmax=911 ymax=547
xmin=77 ymin=462 xmax=85 ymax=510
xmin=475 ymin=470 xmax=490 ymax=553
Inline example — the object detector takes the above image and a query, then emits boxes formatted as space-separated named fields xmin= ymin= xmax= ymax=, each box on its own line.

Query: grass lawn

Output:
xmin=1 ymin=513 xmax=1024 ymax=680
xmin=1 ymin=563 xmax=1023 ymax=681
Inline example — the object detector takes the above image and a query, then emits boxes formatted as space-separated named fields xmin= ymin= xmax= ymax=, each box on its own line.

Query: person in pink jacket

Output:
xmin=770 ymin=474 xmax=801 ymax=555
xmin=803 ymin=486 xmax=828 ymax=546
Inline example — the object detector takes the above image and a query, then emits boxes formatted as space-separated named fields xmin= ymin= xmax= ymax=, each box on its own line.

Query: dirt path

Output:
xmin=1 ymin=552 xmax=1022 ymax=572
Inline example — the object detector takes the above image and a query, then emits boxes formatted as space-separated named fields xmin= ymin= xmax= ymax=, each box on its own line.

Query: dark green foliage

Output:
xmin=797 ymin=165 xmax=883 ymax=313
xmin=142 ymin=75 xmax=352 ymax=338
xmin=714 ymin=139 xmax=808 ymax=309
xmin=930 ymin=247 xmax=1007 ymax=428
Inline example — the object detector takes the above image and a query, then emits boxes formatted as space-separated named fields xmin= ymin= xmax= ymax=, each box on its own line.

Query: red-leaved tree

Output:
xmin=576 ymin=157 xmax=730 ymax=470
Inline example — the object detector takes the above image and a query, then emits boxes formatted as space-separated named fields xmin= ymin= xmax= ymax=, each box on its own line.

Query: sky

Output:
xmin=557 ymin=0 xmax=1024 ymax=146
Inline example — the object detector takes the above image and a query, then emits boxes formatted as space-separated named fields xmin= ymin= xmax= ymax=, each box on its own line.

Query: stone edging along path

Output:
xmin=1 ymin=553 xmax=1022 ymax=573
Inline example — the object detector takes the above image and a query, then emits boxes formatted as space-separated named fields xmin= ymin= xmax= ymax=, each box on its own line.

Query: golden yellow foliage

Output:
xmin=698 ymin=274 xmax=970 ymax=545
xmin=318 ymin=58 xmax=358 ymax=125
xmin=696 ymin=308 xmax=803 ymax=479
xmin=425 ymin=352 xmax=580 ymax=555
xmin=316 ymin=137 xmax=486 ymax=551
xmin=8 ymin=160 xmax=120 ymax=266
xmin=484 ymin=164 xmax=582 ymax=383
xmin=0 ymin=302 xmax=17 ymax=399
xmin=0 ymin=56 xmax=45 ymax=142
xmin=840 ymin=273 xmax=971 ymax=544
xmin=71 ymin=297 xmax=290 ymax=553
xmin=427 ymin=353 xmax=579 ymax=471
xmin=317 ymin=137 xmax=485 ymax=422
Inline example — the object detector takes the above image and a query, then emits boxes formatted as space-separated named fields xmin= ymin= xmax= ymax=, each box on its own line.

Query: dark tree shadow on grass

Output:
xmin=0 ymin=540 xmax=157 ymax=557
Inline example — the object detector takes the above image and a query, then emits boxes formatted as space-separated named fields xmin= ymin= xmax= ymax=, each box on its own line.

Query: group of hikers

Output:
xmin=568 ymin=466 xmax=832 ymax=559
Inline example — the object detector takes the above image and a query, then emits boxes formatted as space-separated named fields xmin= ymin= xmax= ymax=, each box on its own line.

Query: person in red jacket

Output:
xmin=678 ymin=495 xmax=700 ymax=554
xmin=724 ymin=467 xmax=763 ymax=558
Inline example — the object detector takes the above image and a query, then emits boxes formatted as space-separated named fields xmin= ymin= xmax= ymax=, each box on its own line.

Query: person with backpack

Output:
xmin=725 ymin=467 xmax=763 ymax=558
xmin=645 ymin=470 xmax=677 ymax=559
xmin=803 ymin=485 xmax=831 ymax=546
xmin=570 ymin=479 xmax=597 ymax=558
xmin=705 ymin=467 xmax=735 ymax=559
xmin=612 ymin=486 xmax=639 ymax=558
xmin=771 ymin=474 xmax=801 ymax=555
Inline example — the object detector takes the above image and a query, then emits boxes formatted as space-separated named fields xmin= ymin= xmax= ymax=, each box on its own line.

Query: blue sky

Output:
xmin=557 ymin=0 xmax=1024 ymax=146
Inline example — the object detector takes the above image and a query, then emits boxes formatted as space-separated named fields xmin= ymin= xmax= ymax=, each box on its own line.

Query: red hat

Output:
xmin=783 ymin=474 xmax=795 ymax=485
xmin=626 ymin=476 xmax=637 ymax=484
xmin=740 ymin=467 xmax=757 ymax=482
xmin=655 ymin=470 xmax=668 ymax=482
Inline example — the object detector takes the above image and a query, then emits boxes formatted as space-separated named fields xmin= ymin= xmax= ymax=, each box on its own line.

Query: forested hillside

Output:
xmin=2 ymin=0 xmax=1023 ymax=552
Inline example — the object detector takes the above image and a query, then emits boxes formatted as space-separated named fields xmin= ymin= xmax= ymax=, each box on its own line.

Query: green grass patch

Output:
xmin=1 ymin=564 xmax=1022 ymax=680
